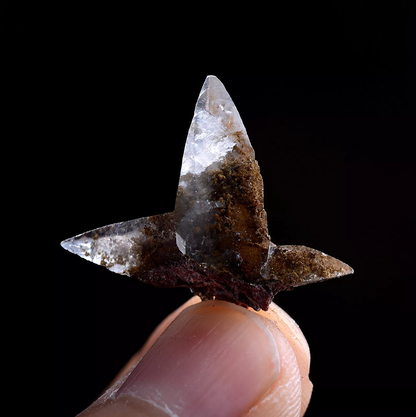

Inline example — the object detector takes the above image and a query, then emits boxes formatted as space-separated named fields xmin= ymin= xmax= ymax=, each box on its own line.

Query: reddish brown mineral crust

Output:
xmin=119 ymin=212 xmax=352 ymax=311
xmin=124 ymin=213 xmax=270 ymax=310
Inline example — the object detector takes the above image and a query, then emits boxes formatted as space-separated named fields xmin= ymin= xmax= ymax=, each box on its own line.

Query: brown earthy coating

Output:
xmin=121 ymin=133 xmax=353 ymax=311
xmin=68 ymin=132 xmax=353 ymax=310
xmin=128 ymin=212 xmax=274 ymax=310
xmin=210 ymin=132 xmax=270 ymax=279
xmin=173 ymin=129 xmax=271 ymax=276
xmin=122 ymin=211 xmax=352 ymax=311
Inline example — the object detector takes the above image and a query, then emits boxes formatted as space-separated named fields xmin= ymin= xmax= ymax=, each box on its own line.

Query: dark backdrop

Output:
xmin=59 ymin=2 xmax=415 ymax=416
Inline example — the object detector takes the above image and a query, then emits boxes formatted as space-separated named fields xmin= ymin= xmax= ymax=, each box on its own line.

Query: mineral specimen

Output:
xmin=61 ymin=75 xmax=353 ymax=311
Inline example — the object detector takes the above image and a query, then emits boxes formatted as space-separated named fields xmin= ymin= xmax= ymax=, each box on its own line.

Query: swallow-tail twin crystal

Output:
xmin=61 ymin=76 xmax=353 ymax=311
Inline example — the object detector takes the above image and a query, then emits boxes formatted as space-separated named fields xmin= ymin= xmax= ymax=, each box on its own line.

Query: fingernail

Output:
xmin=117 ymin=301 xmax=280 ymax=417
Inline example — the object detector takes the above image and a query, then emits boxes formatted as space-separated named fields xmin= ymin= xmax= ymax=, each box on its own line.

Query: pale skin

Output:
xmin=79 ymin=296 xmax=312 ymax=417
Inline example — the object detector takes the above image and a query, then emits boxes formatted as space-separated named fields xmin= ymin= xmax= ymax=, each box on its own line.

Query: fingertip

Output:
xmin=79 ymin=297 xmax=312 ymax=417
xmin=246 ymin=314 xmax=302 ymax=417
xmin=250 ymin=303 xmax=313 ymax=416
xmin=117 ymin=300 xmax=281 ymax=417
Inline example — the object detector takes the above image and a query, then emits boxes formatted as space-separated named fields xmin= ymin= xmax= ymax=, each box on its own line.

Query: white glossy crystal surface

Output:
xmin=179 ymin=76 xmax=249 ymax=179
xmin=61 ymin=219 xmax=148 ymax=275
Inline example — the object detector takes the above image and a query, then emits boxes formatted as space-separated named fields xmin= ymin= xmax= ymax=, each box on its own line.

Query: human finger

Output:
xmin=80 ymin=299 xmax=310 ymax=417
xmin=253 ymin=302 xmax=312 ymax=416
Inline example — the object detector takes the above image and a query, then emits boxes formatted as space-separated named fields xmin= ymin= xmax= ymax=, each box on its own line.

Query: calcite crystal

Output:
xmin=61 ymin=75 xmax=353 ymax=311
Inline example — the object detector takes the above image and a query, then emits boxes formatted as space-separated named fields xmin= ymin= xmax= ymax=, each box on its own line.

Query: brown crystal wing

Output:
xmin=264 ymin=244 xmax=354 ymax=291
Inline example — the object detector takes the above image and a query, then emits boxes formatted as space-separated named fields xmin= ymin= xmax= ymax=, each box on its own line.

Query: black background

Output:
xmin=59 ymin=2 xmax=415 ymax=416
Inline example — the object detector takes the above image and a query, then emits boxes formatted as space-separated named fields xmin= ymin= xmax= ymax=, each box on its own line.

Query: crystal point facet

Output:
xmin=61 ymin=75 xmax=353 ymax=310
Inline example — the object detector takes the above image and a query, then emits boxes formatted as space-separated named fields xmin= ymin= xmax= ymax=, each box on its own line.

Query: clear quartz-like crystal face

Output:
xmin=179 ymin=76 xmax=249 ymax=178
xmin=60 ymin=218 xmax=150 ymax=275
xmin=61 ymin=75 xmax=353 ymax=311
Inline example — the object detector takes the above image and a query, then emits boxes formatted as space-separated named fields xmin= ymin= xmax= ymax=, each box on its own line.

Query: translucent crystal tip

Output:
xmin=60 ymin=236 xmax=84 ymax=257
xmin=60 ymin=238 xmax=71 ymax=251
xmin=199 ymin=75 xmax=231 ymax=109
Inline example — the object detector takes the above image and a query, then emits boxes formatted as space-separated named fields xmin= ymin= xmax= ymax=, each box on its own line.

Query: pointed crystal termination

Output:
xmin=61 ymin=75 xmax=353 ymax=311
xmin=175 ymin=76 xmax=271 ymax=278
